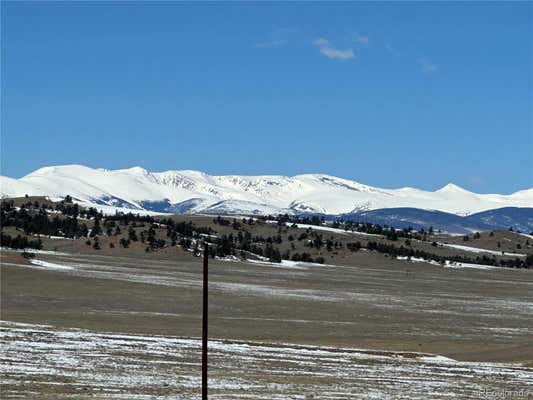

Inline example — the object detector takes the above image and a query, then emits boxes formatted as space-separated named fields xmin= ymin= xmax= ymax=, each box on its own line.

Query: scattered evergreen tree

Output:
xmin=90 ymin=217 xmax=102 ymax=237
xmin=128 ymin=226 xmax=138 ymax=242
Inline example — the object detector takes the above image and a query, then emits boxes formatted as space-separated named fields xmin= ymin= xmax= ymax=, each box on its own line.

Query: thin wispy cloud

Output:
xmin=253 ymin=27 xmax=294 ymax=49
xmin=254 ymin=39 xmax=288 ymax=49
xmin=385 ymin=44 xmax=437 ymax=74
xmin=256 ymin=29 xmax=433 ymax=75
xmin=418 ymin=57 xmax=437 ymax=73
xmin=353 ymin=33 xmax=369 ymax=46
xmin=314 ymin=38 xmax=354 ymax=60
xmin=385 ymin=43 xmax=401 ymax=56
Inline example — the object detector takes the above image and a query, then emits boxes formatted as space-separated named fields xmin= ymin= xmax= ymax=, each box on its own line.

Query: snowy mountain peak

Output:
xmin=1 ymin=164 xmax=531 ymax=216
xmin=24 ymin=164 xmax=93 ymax=178
xmin=118 ymin=166 xmax=150 ymax=175
xmin=437 ymin=183 xmax=468 ymax=193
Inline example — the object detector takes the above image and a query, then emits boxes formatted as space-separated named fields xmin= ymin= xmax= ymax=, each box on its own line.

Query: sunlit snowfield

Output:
xmin=2 ymin=249 xmax=533 ymax=398
xmin=2 ymin=321 xmax=532 ymax=400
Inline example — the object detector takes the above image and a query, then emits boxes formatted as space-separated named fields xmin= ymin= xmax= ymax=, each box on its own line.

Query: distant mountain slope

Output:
xmin=1 ymin=165 xmax=531 ymax=218
xmin=341 ymin=207 xmax=533 ymax=234
xmin=465 ymin=207 xmax=533 ymax=232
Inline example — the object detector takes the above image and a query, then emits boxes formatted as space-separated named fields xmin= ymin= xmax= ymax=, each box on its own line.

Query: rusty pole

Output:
xmin=202 ymin=243 xmax=208 ymax=400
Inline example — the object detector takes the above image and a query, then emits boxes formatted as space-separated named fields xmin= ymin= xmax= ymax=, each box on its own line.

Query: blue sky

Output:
xmin=1 ymin=2 xmax=532 ymax=194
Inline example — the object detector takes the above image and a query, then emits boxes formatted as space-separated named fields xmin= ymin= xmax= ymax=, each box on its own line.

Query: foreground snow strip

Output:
xmin=1 ymin=321 xmax=532 ymax=399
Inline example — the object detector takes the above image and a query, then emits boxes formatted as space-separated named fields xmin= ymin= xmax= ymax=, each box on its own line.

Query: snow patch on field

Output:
xmin=397 ymin=256 xmax=441 ymax=266
xmin=29 ymin=259 xmax=74 ymax=270
xmin=41 ymin=235 xmax=75 ymax=240
xmin=439 ymin=243 xmax=526 ymax=257
xmin=397 ymin=256 xmax=500 ymax=270
xmin=296 ymin=223 xmax=385 ymax=237
xmin=217 ymin=255 xmax=336 ymax=270
xmin=271 ymin=221 xmax=384 ymax=237
xmin=247 ymin=259 xmax=332 ymax=269
xmin=1 ymin=321 xmax=532 ymax=400
xmin=417 ymin=355 xmax=456 ymax=363
xmin=247 ymin=259 xmax=309 ymax=269
xmin=291 ymin=223 xmax=350 ymax=235
xmin=444 ymin=261 xmax=500 ymax=270
xmin=1 ymin=247 xmax=71 ymax=256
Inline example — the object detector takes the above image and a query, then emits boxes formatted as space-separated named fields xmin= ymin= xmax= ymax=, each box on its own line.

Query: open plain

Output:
xmin=2 ymin=242 xmax=533 ymax=399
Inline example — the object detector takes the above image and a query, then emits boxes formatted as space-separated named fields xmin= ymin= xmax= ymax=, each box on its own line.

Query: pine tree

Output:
xmin=128 ymin=226 xmax=138 ymax=241
xmin=90 ymin=217 xmax=102 ymax=237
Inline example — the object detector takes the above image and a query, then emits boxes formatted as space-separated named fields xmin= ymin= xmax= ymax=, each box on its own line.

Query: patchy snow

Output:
xmin=292 ymin=223 xmax=383 ymax=237
xmin=1 ymin=321 xmax=532 ymax=400
xmin=396 ymin=256 xmax=501 ymax=270
xmin=199 ymin=233 xmax=218 ymax=239
xmin=30 ymin=259 xmax=74 ymax=270
xmin=1 ymin=247 xmax=71 ymax=256
xmin=78 ymin=202 xmax=172 ymax=216
xmin=444 ymin=261 xmax=500 ymax=270
xmin=27 ymin=234 xmax=75 ymax=240
xmin=247 ymin=259 xmax=326 ymax=269
xmin=397 ymin=256 xmax=441 ymax=267
xmin=439 ymin=243 xmax=526 ymax=257
xmin=269 ymin=220 xmax=383 ymax=237
xmin=215 ymin=255 xmax=243 ymax=263
xmin=283 ymin=222 xmax=350 ymax=235
xmin=42 ymin=235 xmax=74 ymax=240
xmin=216 ymin=255 xmax=335 ymax=270
xmin=418 ymin=355 xmax=456 ymax=363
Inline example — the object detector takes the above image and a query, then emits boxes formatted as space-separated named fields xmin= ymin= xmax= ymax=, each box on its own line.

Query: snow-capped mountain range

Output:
xmin=1 ymin=165 xmax=531 ymax=217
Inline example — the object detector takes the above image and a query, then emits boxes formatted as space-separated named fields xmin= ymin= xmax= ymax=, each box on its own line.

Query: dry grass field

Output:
xmin=1 ymin=240 xmax=533 ymax=399
xmin=1 ymin=198 xmax=533 ymax=398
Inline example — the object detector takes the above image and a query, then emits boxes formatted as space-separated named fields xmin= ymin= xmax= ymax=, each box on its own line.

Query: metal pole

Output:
xmin=202 ymin=243 xmax=208 ymax=400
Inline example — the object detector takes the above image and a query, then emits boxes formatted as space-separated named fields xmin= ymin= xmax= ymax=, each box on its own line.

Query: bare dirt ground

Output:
xmin=1 ymin=246 xmax=533 ymax=399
